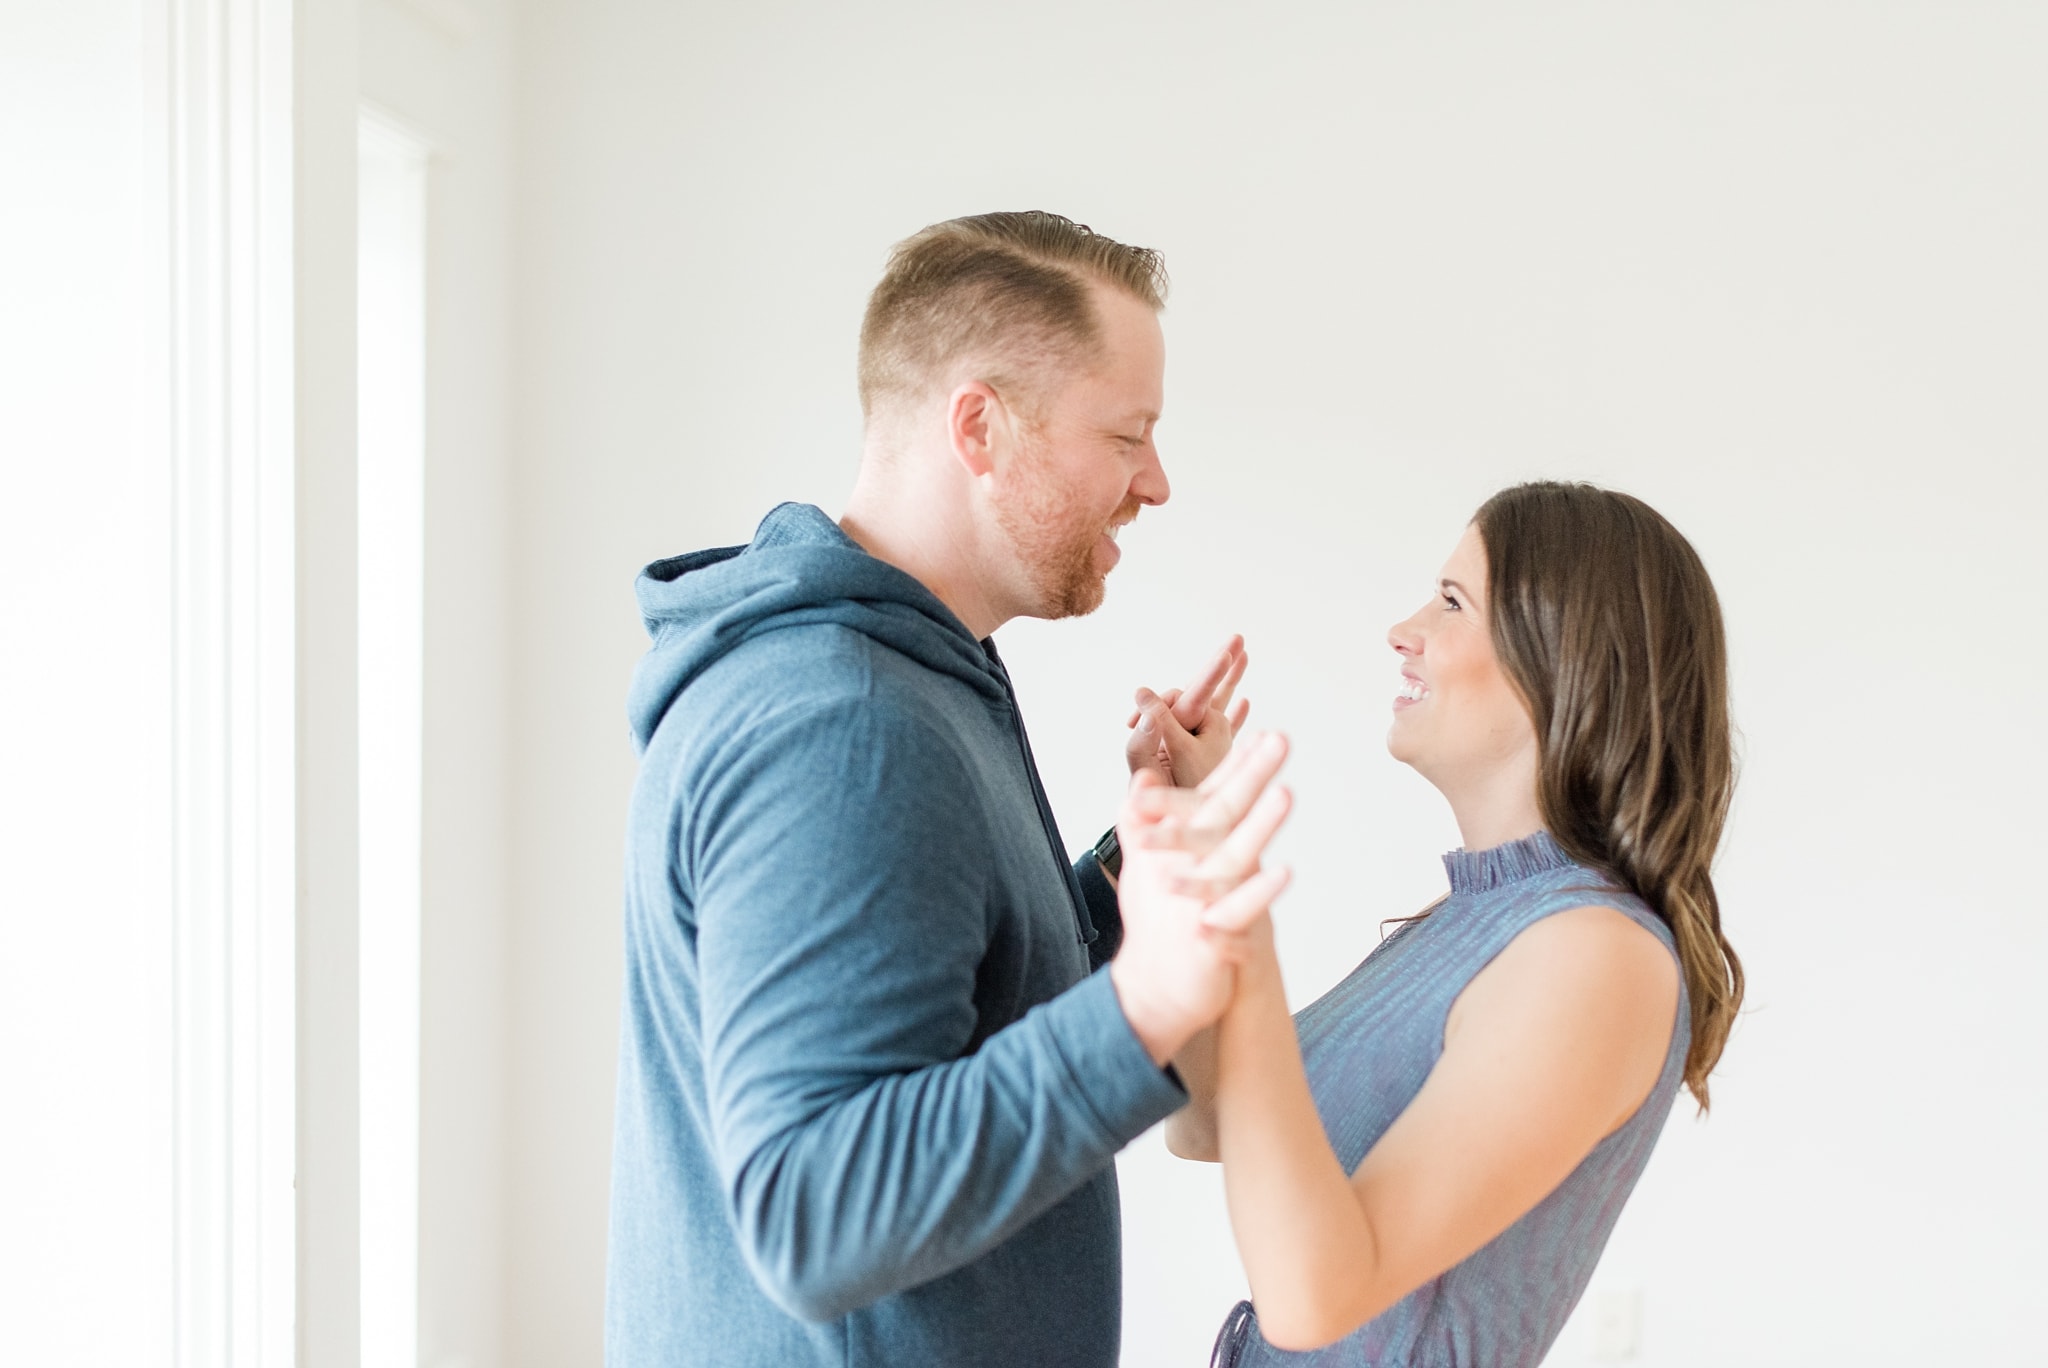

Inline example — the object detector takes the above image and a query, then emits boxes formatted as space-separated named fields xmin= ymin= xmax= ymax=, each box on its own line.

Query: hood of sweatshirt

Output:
xmin=627 ymin=502 xmax=1008 ymax=751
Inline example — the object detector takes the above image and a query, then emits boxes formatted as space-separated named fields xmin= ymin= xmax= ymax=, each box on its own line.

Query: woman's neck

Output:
xmin=1438 ymin=765 xmax=1547 ymax=853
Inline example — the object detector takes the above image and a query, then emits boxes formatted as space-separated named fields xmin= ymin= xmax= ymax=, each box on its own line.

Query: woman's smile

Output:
xmin=1394 ymin=672 xmax=1432 ymax=710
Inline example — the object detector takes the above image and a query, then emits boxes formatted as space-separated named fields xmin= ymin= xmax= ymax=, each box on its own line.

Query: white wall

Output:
xmin=296 ymin=3 xmax=370 ymax=1361
xmin=0 ymin=6 xmax=175 ymax=1362
xmin=504 ymin=3 xmax=2048 ymax=1364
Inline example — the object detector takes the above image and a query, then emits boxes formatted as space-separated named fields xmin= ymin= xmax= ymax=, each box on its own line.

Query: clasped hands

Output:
xmin=1109 ymin=637 xmax=1294 ymax=1067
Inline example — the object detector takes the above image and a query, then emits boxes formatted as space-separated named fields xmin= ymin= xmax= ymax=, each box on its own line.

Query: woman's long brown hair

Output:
xmin=1474 ymin=482 xmax=1743 ymax=1109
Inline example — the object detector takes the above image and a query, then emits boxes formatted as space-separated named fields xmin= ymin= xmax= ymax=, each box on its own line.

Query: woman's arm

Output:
xmin=1212 ymin=906 xmax=1680 ymax=1351
xmin=1163 ymin=1026 xmax=1220 ymax=1160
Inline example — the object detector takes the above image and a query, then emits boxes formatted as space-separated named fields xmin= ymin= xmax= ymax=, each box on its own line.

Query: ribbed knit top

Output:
xmin=1215 ymin=831 xmax=1689 ymax=1368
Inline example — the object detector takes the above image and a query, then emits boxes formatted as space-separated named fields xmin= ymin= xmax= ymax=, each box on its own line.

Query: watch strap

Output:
xmin=1092 ymin=825 xmax=1122 ymax=879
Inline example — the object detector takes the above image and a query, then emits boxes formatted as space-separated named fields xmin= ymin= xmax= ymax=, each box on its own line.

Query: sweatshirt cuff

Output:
xmin=1043 ymin=965 xmax=1187 ymax=1148
xmin=1072 ymin=850 xmax=1123 ymax=968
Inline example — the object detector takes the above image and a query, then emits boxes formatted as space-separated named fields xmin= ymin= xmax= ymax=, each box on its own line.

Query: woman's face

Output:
xmin=1387 ymin=524 xmax=1539 ymax=787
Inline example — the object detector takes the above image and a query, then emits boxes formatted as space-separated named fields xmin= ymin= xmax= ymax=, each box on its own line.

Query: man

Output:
xmin=605 ymin=211 xmax=1273 ymax=1365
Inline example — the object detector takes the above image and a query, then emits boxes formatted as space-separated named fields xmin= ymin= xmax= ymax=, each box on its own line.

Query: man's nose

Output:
xmin=1131 ymin=443 xmax=1170 ymax=506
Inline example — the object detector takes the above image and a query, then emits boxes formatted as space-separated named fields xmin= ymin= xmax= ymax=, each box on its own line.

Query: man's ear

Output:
xmin=946 ymin=381 xmax=1005 ymax=478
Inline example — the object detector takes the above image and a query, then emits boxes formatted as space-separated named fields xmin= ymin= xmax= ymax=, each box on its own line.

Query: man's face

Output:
xmin=992 ymin=283 xmax=1169 ymax=620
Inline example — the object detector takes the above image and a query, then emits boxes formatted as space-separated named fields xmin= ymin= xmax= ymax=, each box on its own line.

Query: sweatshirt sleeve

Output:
xmin=687 ymin=699 xmax=1184 ymax=1322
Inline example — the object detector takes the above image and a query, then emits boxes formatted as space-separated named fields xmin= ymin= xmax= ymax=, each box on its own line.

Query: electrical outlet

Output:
xmin=1590 ymin=1287 xmax=1643 ymax=1362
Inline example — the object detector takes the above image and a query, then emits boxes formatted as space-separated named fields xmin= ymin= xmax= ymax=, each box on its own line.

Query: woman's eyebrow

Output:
xmin=1440 ymin=578 xmax=1468 ymax=595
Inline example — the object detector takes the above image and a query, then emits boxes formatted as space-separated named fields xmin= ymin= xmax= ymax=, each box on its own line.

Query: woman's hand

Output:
xmin=1125 ymin=635 xmax=1251 ymax=789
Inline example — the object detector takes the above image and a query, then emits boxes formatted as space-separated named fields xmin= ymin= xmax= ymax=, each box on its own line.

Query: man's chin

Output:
xmin=1038 ymin=573 xmax=1109 ymax=622
xmin=1067 ymin=583 xmax=1109 ymax=619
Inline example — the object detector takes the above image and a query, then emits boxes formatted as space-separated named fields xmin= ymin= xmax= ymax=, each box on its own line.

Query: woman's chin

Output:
xmin=1385 ymin=727 xmax=1422 ymax=769
xmin=1387 ymin=729 xmax=1451 ymax=788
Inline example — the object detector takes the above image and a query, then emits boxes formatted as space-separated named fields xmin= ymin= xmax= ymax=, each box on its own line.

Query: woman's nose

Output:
xmin=1388 ymin=612 xmax=1423 ymax=657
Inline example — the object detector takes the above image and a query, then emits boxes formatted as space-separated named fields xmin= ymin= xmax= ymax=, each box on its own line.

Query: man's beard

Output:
xmin=993 ymin=449 xmax=1140 ymax=621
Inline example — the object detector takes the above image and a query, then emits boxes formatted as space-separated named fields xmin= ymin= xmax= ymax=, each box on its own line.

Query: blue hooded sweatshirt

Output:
xmin=605 ymin=503 xmax=1187 ymax=1367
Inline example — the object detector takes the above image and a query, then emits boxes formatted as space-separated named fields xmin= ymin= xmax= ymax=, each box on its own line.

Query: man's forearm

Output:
xmin=719 ymin=967 xmax=1183 ymax=1321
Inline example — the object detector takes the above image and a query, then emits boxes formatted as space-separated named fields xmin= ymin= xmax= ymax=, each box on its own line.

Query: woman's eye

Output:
xmin=1442 ymin=593 xmax=1462 ymax=611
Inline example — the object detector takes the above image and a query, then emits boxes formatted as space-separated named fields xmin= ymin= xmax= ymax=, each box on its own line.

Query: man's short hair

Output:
xmin=857 ymin=211 xmax=1168 ymax=425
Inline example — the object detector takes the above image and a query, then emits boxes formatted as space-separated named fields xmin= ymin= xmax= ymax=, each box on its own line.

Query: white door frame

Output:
xmin=161 ymin=1 xmax=301 ymax=1363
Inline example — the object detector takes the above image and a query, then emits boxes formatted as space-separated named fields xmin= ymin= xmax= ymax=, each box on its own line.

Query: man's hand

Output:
xmin=1109 ymin=732 xmax=1294 ymax=1065
xmin=1125 ymin=635 xmax=1251 ymax=790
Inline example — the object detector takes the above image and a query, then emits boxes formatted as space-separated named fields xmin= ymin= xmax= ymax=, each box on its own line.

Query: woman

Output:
xmin=1125 ymin=481 xmax=1744 ymax=1366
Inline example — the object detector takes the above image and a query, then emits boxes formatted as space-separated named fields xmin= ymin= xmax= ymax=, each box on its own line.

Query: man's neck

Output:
xmin=839 ymin=473 xmax=1009 ymax=641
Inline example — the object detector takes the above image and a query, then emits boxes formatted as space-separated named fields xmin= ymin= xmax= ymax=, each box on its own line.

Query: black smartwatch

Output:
xmin=1091 ymin=825 xmax=1122 ymax=879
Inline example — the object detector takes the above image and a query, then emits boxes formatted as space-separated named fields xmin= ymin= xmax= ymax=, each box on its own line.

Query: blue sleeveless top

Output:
xmin=1213 ymin=830 xmax=1689 ymax=1368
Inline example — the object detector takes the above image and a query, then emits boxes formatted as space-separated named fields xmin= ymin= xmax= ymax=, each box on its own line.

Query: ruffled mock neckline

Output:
xmin=1442 ymin=829 xmax=1573 ymax=893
